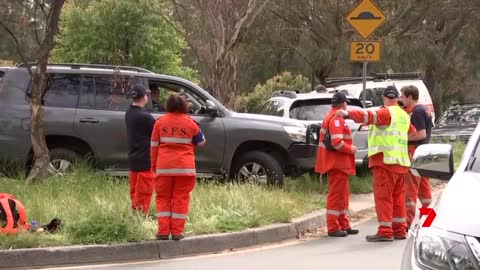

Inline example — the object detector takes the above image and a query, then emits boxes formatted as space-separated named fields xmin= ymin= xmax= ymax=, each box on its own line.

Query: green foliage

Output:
xmin=51 ymin=0 xmax=195 ymax=79
xmin=235 ymin=72 xmax=311 ymax=113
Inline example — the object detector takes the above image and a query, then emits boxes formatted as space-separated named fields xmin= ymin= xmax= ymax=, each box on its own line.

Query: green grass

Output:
xmin=452 ymin=142 xmax=467 ymax=169
xmin=0 ymin=168 xmax=325 ymax=249
xmin=285 ymin=173 xmax=373 ymax=195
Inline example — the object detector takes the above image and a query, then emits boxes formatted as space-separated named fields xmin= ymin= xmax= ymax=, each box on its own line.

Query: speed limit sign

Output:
xmin=350 ymin=41 xmax=381 ymax=62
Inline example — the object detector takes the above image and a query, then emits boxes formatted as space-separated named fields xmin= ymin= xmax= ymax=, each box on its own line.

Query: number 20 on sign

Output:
xmin=350 ymin=41 xmax=381 ymax=62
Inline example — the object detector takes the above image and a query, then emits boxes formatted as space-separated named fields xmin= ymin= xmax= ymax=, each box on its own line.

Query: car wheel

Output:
xmin=231 ymin=151 xmax=284 ymax=186
xmin=48 ymin=148 xmax=81 ymax=177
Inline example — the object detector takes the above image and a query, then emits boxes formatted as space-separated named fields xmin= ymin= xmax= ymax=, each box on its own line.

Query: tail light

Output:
xmin=359 ymin=124 xmax=369 ymax=131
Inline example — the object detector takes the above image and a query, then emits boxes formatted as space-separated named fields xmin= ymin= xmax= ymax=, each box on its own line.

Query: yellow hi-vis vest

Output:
xmin=368 ymin=106 xmax=411 ymax=166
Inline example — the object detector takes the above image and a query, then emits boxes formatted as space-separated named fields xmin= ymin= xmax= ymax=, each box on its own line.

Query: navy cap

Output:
xmin=129 ymin=84 xmax=150 ymax=99
xmin=383 ymin=86 xmax=399 ymax=99
xmin=331 ymin=92 xmax=349 ymax=104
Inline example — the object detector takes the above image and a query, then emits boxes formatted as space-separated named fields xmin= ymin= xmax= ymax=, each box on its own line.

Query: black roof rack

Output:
xmin=372 ymin=72 xmax=422 ymax=80
xmin=16 ymin=62 xmax=154 ymax=73
xmin=325 ymin=77 xmax=375 ymax=87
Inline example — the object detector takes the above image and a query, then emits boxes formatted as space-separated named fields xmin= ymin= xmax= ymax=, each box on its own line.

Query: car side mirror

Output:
xmin=205 ymin=100 xmax=218 ymax=116
xmin=410 ymin=144 xmax=454 ymax=181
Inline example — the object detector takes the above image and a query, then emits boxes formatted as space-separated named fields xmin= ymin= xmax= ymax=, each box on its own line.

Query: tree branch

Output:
xmin=0 ymin=20 xmax=34 ymax=77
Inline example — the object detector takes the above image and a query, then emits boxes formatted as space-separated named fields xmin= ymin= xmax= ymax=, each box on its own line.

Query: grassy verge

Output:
xmin=285 ymin=174 xmax=373 ymax=195
xmin=0 ymin=168 xmax=324 ymax=249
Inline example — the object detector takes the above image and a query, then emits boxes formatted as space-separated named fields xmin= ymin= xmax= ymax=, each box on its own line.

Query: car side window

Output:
xmin=145 ymin=79 xmax=208 ymax=115
xmin=359 ymin=89 xmax=375 ymax=106
xmin=372 ymin=88 xmax=386 ymax=106
xmin=94 ymin=76 xmax=132 ymax=111
xmin=42 ymin=74 xmax=81 ymax=108
xmin=79 ymin=76 xmax=95 ymax=109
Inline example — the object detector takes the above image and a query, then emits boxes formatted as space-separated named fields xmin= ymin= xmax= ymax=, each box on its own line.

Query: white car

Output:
xmin=401 ymin=121 xmax=480 ymax=269
xmin=325 ymin=73 xmax=436 ymax=124
xmin=257 ymin=91 xmax=369 ymax=168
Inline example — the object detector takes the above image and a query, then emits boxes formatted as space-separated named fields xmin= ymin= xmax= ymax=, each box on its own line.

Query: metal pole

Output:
xmin=311 ymin=68 xmax=315 ymax=92
xmin=362 ymin=61 xmax=368 ymax=107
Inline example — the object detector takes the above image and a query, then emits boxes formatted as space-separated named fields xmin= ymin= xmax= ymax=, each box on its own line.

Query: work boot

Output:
xmin=345 ymin=228 xmax=359 ymax=235
xmin=328 ymin=230 xmax=348 ymax=237
xmin=394 ymin=235 xmax=407 ymax=240
xmin=366 ymin=234 xmax=394 ymax=242
xmin=172 ymin=234 xmax=185 ymax=241
xmin=156 ymin=235 xmax=169 ymax=240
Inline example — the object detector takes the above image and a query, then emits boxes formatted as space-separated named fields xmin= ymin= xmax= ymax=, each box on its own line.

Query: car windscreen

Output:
xmin=289 ymin=98 xmax=363 ymax=121
xmin=438 ymin=104 xmax=480 ymax=127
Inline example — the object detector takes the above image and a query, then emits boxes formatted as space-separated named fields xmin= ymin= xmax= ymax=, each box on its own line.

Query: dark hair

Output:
xmin=401 ymin=85 xmax=419 ymax=101
xmin=166 ymin=93 xmax=188 ymax=113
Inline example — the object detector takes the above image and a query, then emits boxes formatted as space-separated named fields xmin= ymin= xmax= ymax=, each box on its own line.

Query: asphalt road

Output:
xmin=48 ymin=218 xmax=408 ymax=270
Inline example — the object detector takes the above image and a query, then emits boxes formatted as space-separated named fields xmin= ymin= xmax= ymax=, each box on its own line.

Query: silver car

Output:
xmin=401 ymin=122 xmax=480 ymax=269
xmin=258 ymin=91 xmax=369 ymax=169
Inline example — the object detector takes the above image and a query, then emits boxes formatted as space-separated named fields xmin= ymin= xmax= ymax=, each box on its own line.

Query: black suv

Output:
xmin=0 ymin=64 xmax=317 ymax=185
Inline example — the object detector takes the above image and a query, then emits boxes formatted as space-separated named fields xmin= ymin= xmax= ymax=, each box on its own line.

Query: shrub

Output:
xmin=235 ymin=72 xmax=311 ymax=113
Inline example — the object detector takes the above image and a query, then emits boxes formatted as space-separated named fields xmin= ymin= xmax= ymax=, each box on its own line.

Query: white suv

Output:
xmin=257 ymin=91 xmax=369 ymax=168
xmin=325 ymin=73 xmax=436 ymax=124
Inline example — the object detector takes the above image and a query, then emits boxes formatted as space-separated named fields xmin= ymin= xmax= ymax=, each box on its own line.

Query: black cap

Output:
xmin=383 ymin=86 xmax=399 ymax=99
xmin=129 ymin=84 xmax=150 ymax=99
xmin=331 ymin=92 xmax=348 ymax=104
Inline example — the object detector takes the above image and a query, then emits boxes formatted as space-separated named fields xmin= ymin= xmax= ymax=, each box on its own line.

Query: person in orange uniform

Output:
xmin=315 ymin=92 xmax=359 ymax=237
xmin=337 ymin=86 xmax=417 ymax=242
xmin=150 ymin=94 xmax=206 ymax=241
xmin=400 ymin=86 xmax=433 ymax=229
xmin=125 ymin=84 xmax=155 ymax=215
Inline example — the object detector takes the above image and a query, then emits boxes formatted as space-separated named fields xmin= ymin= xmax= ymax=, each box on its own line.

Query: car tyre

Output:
xmin=48 ymin=148 xmax=81 ymax=176
xmin=230 ymin=151 xmax=284 ymax=186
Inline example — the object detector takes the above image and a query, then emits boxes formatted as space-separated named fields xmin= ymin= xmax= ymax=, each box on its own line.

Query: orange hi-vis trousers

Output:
xmin=373 ymin=167 xmax=407 ymax=238
xmin=155 ymin=175 xmax=196 ymax=236
xmin=129 ymin=171 xmax=154 ymax=215
xmin=325 ymin=170 xmax=352 ymax=233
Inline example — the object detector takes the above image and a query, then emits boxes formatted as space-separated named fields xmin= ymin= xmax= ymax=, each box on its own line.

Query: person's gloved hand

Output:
xmin=336 ymin=109 xmax=349 ymax=118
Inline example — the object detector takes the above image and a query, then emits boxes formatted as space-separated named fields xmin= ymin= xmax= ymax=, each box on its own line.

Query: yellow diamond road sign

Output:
xmin=346 ymin=0 xmax=386 ymax=39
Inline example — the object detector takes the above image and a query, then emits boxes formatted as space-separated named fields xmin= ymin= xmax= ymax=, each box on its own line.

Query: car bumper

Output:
xmin=401 ymin=231 xmax=421 ymax=270
xmin=288 ymin=143 xmax=368 ymax=170
xmin=288 ymin=143 xmax=316 ymax=170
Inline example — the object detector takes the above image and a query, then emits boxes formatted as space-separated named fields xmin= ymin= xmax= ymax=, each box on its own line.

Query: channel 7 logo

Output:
xmin=419 ymin=208 xmax=437 ymax=227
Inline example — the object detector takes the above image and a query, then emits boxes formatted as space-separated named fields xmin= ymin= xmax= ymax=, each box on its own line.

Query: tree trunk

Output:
xmin=424 ymin=62 xmax=443 ymax=116
xmin=27 ymin=0 xmax=66 ymax=182
xmin=212 ymin=51 xmax=238 ymax=108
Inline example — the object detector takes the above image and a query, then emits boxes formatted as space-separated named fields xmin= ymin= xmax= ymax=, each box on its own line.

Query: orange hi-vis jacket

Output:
xmin=150 ymin=113 xmax=202 ymax=177
xmin=315 ymin=108 xmax=356 ymax=175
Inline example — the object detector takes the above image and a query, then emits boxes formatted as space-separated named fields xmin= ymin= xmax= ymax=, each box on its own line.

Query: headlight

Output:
xmin=283 ymin=125 xmax=307 ymax=143
xmin=414 ymin=227 xmax=479 ymax=270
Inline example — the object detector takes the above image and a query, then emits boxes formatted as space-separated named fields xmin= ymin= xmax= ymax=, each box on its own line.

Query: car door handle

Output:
xmin=79 ymin=118 xmax=99 ymax=124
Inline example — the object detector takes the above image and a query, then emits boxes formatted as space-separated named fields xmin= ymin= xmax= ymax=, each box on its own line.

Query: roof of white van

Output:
xmin=327 ymin=79 xmax=427 ymax=96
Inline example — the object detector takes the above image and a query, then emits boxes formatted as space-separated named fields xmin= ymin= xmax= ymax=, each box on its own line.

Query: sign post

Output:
xmin=346 ymin=0 xmax=386 ymax=107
